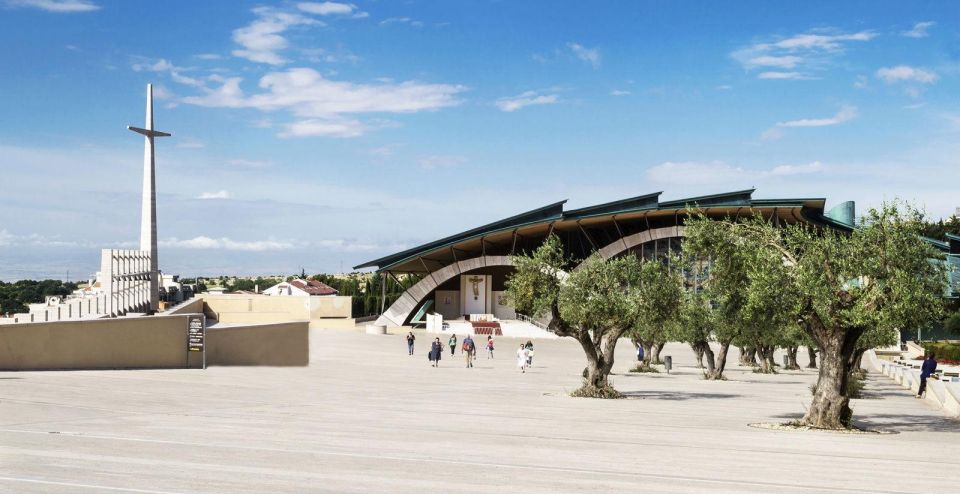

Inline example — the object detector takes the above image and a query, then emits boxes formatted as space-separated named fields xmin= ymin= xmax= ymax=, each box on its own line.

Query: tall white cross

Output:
xmin=128 ymin=83 xmax=170 ymax=312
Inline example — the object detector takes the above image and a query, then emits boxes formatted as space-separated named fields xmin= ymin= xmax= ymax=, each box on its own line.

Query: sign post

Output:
xmin=187 ymin=314 xmax=205 ymax=369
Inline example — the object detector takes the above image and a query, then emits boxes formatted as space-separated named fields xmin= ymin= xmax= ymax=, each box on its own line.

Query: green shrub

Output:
xmin=922 ymin=342 xmax=960 ymax=361
xmin=943 ymin=312 xmax=960 ymax=335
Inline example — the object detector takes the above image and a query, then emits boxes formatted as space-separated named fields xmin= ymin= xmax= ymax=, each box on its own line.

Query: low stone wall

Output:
xmin=206 ymin=322 xmax=309 ymax=366
xmin=0 ymin=313 xmax=310 ymax=370
xmin=872 ymin=351 xmax=960 ymax=418
xmin=0 ymin=315 xmax=192 ymax=371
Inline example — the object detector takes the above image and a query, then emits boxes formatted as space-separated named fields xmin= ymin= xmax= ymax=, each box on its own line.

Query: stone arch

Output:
xmin=575 ymin=225 xmax=686 ymax=271
xmin=375 ymin=255 xmax=515 ymax=327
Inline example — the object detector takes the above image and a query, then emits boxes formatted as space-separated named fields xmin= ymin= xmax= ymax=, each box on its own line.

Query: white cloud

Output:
xmin=379 ymin=17 xmax=424 ymax=27
xmin=744 ymin=55 xmax=802 ymax=69
xmin=761 ymin=105 xmax=857 ymax=140
xmin=732 ymin=29 xmax=874 ymax=80
xmin=197 ymin=190 xmax=230 ymax=200
xmin=160 ymin=236 xmax=296 ymax=251
xmin=194 ymin=53 xmax=223 ymax=60
xmin=609 ymin=90 xmax=630 ymax=96
xmin=901 ymin=21 xmax=934 ymax=38
xmin=232 ymin=7 xmax=319 ymax=65
xmin=279 ymin=117 xmax=367 ymax=138
xmin=853 ymin=75 xmax=869 ymax=89
xmin=647 ymin=161 xmax=745 ymax=186
xmin=757 ymin=71 xmax=807 ymax=80
xmin=419 ymin=155 xmax=467 ymax=170
xmin=646 ymin=160 xmax=827 ymax=186
xmin=131 ymin=58 xmax=205 ymax=87
xmin=768 ymin=161 xmax=824 ymax=176
xmin=182 ymin=68 xmax=464 ymax=138
xmin=4 ymin=0 xmax=99 ymax=12
xmin=875 ymin=65 xmax=938 ymax=84
xmin=495 ymin=91 xmax=558 ymax=112
xmin=298 ymin=2 xmax=353 ymax=15
xmin=567 ymin=42 xmax=601 ymax=68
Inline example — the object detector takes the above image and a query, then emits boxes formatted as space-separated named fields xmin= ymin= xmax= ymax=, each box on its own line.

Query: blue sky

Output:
xmin=1 ymin=0 xmax=958 ymax=280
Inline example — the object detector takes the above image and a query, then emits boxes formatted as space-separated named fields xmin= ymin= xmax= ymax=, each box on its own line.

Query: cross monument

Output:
xmin=128 ymin=83 xmax=171 ymax=312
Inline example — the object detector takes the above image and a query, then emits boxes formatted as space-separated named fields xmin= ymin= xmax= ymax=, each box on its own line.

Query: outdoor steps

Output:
xmin=470 ymin=321 xmax=502 ymax=336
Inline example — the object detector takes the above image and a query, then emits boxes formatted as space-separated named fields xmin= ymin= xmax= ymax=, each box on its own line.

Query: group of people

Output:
xmin=407 ymin=331 xmax=534 ymax=373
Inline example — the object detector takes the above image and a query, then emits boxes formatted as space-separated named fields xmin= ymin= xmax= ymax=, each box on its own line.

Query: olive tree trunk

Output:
xmin=739 ymin=346 xmax=758 ymax=366
xmin=785 ymin=346 xmax=801 ymax=370
xmin=690 ymin=343 xmax=705 ymax=368
xmin=801 ymin=321 xmax=864 ymax=429
xmin=756 ymin=345 xmax=776 ymax=373
xmin=649 ymin=342 xmax=666 ymax=365
xmin=806 ymin=346 xmax=818 ymax=369
xmin=575 ymin=328 xmax=626 ymax=393
xmin=703 ymin=341 xmax=730 ymax=380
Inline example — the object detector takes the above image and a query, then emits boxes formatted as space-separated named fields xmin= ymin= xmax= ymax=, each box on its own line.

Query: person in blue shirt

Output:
xmin=916 ymin=352 xmax=938 ymax=398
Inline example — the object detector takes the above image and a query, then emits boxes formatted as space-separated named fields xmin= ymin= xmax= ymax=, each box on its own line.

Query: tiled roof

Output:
xmin=290 ymin=279 xmax=338 ymax=296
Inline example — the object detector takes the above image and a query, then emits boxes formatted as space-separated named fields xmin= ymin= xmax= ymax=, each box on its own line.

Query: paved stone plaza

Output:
xmin=1 ymin=329 xmax=958 ymax=493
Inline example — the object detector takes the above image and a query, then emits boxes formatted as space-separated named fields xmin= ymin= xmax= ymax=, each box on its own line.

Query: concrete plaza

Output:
xmin=1 ymin=328 xmax=958 ymax=493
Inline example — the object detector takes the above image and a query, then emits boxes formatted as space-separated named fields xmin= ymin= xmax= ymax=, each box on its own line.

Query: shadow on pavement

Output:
xmin=621 ymin=391 xmax=743 ymax=400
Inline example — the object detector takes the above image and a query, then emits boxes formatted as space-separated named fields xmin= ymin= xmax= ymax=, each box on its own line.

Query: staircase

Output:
xmin=471 ymin=320 xmax=502 ymax=336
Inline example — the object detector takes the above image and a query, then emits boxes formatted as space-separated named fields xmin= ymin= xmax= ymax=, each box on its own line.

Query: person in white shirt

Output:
xmin=517 ymin=344 xmax=529 ymax=373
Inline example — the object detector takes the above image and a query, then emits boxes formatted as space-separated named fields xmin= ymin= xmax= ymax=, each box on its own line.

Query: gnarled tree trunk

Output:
xmin=690 ymin=343 xmax=705 ymax=368
xmin=801 ymin=320 xmax=864 ymax=429
xmin=575 ymin=327 xmax=625 ymax=394
xmin=739 ymin=346 xmax=758 ymax=366
xmin=650 ymin=342 xmax=666 ymax=365
xmin=806 ymin=346 xmax=818 ymax=369
xmin=785 ymin=346 xmax=800 ymax=370
xmin=756 ymin=345 xmax=776 ymax=373
xmin=704 ymin=341 xmax=730 ymax=380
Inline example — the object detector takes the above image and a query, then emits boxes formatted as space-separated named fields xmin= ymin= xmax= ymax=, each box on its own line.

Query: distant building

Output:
xmin=262 ymin=279 xmax=338 ymax=297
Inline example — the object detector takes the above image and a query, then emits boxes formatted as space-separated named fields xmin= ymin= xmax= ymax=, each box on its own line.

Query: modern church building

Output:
xmin=356 ymin=189 xmax=866 ymax=329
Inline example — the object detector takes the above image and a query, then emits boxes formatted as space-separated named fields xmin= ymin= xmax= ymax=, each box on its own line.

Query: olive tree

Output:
xmin=505 ymin=235 xmax=639 ymax=397
xmin=626 ymin=258 xmax=684 ymax=369
xmin=685 ymin=202 xmax=945 ymax=428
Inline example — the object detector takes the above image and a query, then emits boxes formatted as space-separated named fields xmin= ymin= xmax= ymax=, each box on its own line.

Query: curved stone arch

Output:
xmin=575 ymin=225 xmax=686 ymax=271
xmin=376 ymin=255 xmax=515 ymax=327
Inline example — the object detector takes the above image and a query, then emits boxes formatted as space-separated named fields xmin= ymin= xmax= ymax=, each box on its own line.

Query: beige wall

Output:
xmin=201 ymin=294 xmax=352 ymax=325
xmin=206 ymin=322 xmax=309 ymax=366
xmin=0 ymin=312 xmax=311 ymax=371
xmin=0 ymin=315 xmax=192 ymax=371
xmin=309 ymin=296 xmax=352 ymax=319
xmin=165 ymin=298 xmax=204 ymax=315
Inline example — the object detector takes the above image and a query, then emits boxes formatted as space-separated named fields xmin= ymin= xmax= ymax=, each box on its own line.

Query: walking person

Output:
xmin=517 ymin=344 xmax=528 ymax=373
xmin=917 ymin=352 xmax=938 ymax=398
xmin=406 ymin=331 xmax=416 ymax=356
xmin=525 ymin=340 xmax=534 ymax=367
xmin=448 ymin=334 xmax=458 ymax=356
xmin=429 ymin=337 xmax=443 ymax=367
xmin=463 ymin=335 xmax=476 ymax=368
xmin=636 ymin=341 xmax=644 ymax=362
xmin=486 ymin=335 xmax=495 ymax=359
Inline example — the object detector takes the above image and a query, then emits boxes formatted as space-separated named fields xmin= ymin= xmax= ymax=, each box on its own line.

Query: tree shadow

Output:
xmin=768 ymin=412 xmax=960 ymax=433
xmin=0 ymin=377 xmax=23 ymax=380
xmin=853 ymin=414 xmax=960 ymax=433
xmin=621 ymin=391 xmax=743 ymax=401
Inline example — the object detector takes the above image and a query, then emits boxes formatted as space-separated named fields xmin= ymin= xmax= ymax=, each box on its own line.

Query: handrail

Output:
xmin=516 ymin=313 xmax=549 ymax=330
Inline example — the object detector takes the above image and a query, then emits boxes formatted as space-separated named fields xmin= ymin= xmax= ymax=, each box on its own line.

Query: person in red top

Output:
xmin=486 ymin=336 xmax=495 ymax=359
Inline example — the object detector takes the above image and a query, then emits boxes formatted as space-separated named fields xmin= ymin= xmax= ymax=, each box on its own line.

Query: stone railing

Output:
xmin=872 ymin=351 xmax=960 ymax=417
